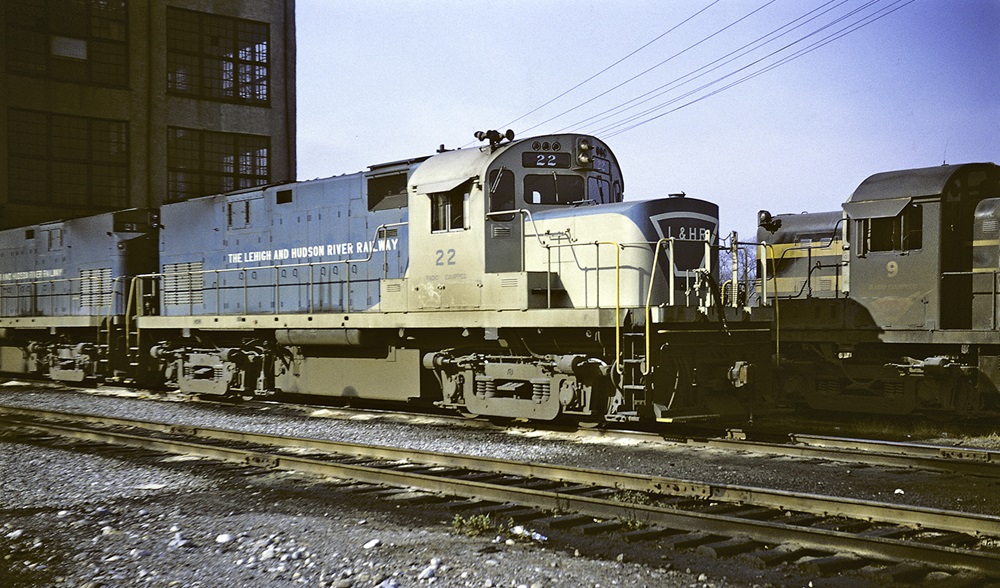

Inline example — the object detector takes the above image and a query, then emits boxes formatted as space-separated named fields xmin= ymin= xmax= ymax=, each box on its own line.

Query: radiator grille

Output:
xmin=80 ymin=268 xmax=112 ymax=307
xmin=163 ymin=262 xmax=204 ymax=306
xmin=492 ymin=226 xmax=512 ymax=238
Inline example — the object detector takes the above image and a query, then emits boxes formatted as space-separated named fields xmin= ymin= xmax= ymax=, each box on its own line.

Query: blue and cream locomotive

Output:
xmin=0 ymin=131 xmax=766 ymax=423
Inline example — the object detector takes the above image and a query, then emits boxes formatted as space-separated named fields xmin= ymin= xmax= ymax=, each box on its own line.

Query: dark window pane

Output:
xmin=51 ymin=160 xmax=89 ymax=203
xmin=165 ymin=7 xmax=269 ymax=105
xmin=9 ymin=156 xmax=50 ymax=204
xmin=90 ymin=119 xmax=127 ymax=164
xmin=523 ymin=174 xmax=585 ymax=205
xmin=91 ymin=164 xmax=128 ymax=207
xmin=167 ymin=52 xmax=200 ymax=94
xmin=48 ymin=0 xmax=89 ymax=37
xmin=8 ymin=110 xmax=49 ymax=157
xmin=90 ymin=0 xmax=126 ymax=41
xmin=5 ymin=0 xmax=127 ymax=86
xmin=50 ymin=114 xmax=89 ymax=160
xmin=5 ymin=29 xmax=48 ymax=73
xmin=166 ymin=9 xmax=199 ymax=51
xmin=167 ymin=126 xmax=269 ymax=201
xmin=7 ymin=3 xmax=47 ymax=30
xmin=8 ymin=108 xmax=128 ymax=210
xmin=90 ymin=39 xmax=128 ymax=86
xmin=487 ymin=169 xmax=515 ymax=220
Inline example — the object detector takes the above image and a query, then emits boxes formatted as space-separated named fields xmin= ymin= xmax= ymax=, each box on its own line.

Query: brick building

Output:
xmin=1 ymin=0 xmax=296 ymax=228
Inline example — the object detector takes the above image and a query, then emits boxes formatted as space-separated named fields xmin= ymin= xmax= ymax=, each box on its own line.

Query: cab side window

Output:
xmin=588 ymin=176 xmax=611 ymax=204
xmin=430 ymin=183 xmax=468 ymax=233
xmin=861 ymin=204 xmax=922 ymax=253
xmin=488 ymin=168 xmax=515 ymax=221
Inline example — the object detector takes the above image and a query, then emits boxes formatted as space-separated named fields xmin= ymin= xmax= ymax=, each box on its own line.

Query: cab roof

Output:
xmin=848 ymin=162 xmax=998 ymax=203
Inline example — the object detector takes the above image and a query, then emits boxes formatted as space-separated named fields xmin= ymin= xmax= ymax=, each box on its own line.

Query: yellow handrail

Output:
xmin=642 ymin=238 xmax=673 ymax=376
xmin=124 ymin=275 xmax=140 ymax=364
xmin=593 ymin=242 xmax=622 ymax=374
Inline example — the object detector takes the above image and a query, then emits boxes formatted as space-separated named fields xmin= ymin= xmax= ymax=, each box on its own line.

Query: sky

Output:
xmin=295 ymin=0 xmax=999 ymax=236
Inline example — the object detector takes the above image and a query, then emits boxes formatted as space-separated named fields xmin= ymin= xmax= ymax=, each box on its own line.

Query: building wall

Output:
xmin=0 ymin=0 xmax=296 ymax=229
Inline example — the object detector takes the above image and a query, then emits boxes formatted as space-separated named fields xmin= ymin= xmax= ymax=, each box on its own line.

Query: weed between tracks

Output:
xmin=449 ymin=514 xmax=549 ymax=543
xmin=451 ymin=513 xmax=505 ymax=537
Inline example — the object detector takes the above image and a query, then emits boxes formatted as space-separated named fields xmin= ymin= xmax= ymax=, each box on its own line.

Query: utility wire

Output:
xmin=556 ymin=0 xmax=847 ymax=134
xmin=591 ymin=0 xmax=879 ymax=135
xmin=518 ymin=0 xmax=780 ymax=136
xmin=493 ymin=0 xmax=722 ymax=133
xmin=603 ymin=0 xmax=915 ymax=137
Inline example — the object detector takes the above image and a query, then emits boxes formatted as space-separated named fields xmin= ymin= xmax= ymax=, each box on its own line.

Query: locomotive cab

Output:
xmin=482 ymin=135 xmax=623 ymax=275
xmin=396 ymin=132 xmax=629 ymax=312
xmin=846 ymin=163 xmax=1000 ymax=331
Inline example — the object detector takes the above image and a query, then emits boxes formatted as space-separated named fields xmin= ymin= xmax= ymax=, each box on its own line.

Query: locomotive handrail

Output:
xmin=0 ymin=274 xmax=120 ymax=319
xmin=487 ymin=208 xmax=573 ymax=273
xmin=642 ymin=237 xmax=674 ymax=376
xmin=99 ymin=276 xmax=129 ymax=360
xmin=638 ymin=234 xmax=720 ymax=376
xmin=132 ymin=223 xmax=406 ymax=317
xmin=761 ymin=221 xmax=846 ymax=300
xmin=757 ymin=241 xmax=780 ymax=367
xmin=591 ymin=241 xmax=623 ymax=374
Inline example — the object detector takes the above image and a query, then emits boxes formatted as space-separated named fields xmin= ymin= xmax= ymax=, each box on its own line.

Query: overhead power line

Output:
xmin=590 ymin=0 xmax=877 ymax=136
xmin=518 ymin=0 xmax=780 ymax=136
xmin=555 ymin=0 xmax=848 ymax=134
xmin=493 ymin=0 xmax=722 ymax=132
xmin=601 ymin=0 xmax=916 ymax=138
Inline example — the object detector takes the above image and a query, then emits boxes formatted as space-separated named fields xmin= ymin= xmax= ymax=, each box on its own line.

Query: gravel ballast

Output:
xmin=2 ymin=384 xmax=997 ymax=587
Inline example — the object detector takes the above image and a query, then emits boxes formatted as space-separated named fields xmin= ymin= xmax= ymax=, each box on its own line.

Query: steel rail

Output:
xmin=2 ymin=404 xmax=999 ymax=538
xmin=790 ymin=434 xmax=1000 ymax=463
xmin=703 ymin=434 xmax=1000 ymax=478
xmin=3 ymin=412 xmax=1000 ymax=575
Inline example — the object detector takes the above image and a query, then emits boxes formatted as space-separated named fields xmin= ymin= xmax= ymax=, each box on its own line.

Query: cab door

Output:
xmin=485 ymin=167 xmax=522 ymax=273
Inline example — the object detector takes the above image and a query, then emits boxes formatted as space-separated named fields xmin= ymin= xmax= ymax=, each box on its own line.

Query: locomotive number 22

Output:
xmin=536 ymin=154 xmax=558 ymax=167
xmin=435 ymin=249 xmax=456 ymax=266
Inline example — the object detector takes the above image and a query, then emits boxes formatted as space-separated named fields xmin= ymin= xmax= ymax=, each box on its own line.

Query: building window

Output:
xmin=5 ymin=0 xmax=128 ymax=87
xmin=167 ymin=127 xmax=270 ymax=201
xmin=166 ymin=8 xmax=269 ymax=105
xmin=7 ymin=109 xmax=129 ymax=209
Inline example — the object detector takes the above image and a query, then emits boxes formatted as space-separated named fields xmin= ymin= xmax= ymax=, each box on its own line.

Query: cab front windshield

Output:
xmin=523 ymin=174 xmax=585 ymax=204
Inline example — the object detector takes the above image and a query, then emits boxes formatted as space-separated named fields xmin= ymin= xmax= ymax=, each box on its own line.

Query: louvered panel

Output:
xmin=80 ymin=268 xmax=113 ymax=308
xmin=163 ymin=262 xmax=204 ymax=306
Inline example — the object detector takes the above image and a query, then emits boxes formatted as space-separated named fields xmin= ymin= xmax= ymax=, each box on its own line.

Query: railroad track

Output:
xmin=699 ymin=431 xmax=1000 ymax=479
xmin=0 ymin=405 xmax=999 ymax=583
xmin=8 ymin=383 xmax=1000 ymax=480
